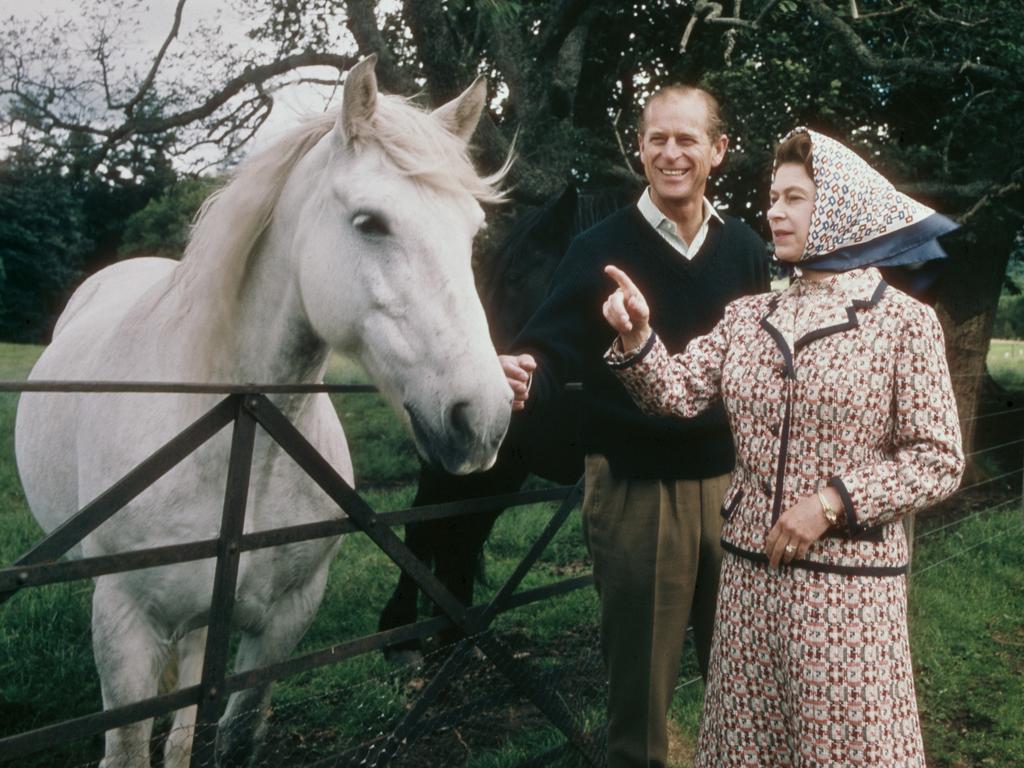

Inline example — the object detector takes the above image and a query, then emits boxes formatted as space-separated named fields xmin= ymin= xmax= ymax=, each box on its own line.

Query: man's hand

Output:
xmin=603 ymin=265 xmax=652 ymax=352
xmin=764 ymin=489 xmax=839 ymax=568
xmin=500 ymin=353 xmax=537 ymax=412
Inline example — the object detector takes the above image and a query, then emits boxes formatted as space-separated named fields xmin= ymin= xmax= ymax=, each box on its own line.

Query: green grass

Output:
xmin=911 ymin=507 xmax=1024 ymax=768
xmin=987 ymin=338 xmax=1024 ymax=389
xmin=1 ymin=340 xmax=1023 ymax=766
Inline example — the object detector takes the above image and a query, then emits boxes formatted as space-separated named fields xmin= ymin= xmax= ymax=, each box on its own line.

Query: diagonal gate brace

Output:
xmin=246 ymin=395 xmax=598 ymax=767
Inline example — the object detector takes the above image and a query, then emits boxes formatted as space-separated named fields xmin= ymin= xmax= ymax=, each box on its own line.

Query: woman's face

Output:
xmin=768 ymin=162 xmax=816 ymax=263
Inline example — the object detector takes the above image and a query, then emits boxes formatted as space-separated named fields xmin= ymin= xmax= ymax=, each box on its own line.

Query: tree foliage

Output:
xmin=2 ymin=0 xmax=1023 ymax=427
xmin=120 ymin=176 xmax=221 ymax=258
xmin=0 ymin=148 xmax=90 ymax=342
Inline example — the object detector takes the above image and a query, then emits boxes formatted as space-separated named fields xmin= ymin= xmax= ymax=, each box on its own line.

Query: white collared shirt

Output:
xmin=636 ymin=188 xmax=723 ymax=260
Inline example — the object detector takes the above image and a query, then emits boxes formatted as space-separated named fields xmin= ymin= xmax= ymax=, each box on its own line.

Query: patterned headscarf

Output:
xmin=777 ymin=127 xmax=958 ymax=272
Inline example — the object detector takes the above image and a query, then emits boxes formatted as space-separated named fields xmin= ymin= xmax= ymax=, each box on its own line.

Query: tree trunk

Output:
xmin=935 ymin=208 xmax=1021 ymax=456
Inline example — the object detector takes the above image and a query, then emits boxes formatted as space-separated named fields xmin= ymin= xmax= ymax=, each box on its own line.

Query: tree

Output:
xmin=3 ymin=0 xmax=1023 ymax=432
xmin=119 ymin=176 xmax=220 ymax=258
xmin=0 ymin=147 xmax=90 ymax=342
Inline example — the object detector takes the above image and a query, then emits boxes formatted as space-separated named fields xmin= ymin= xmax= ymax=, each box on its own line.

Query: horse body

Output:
xmin=15 ymin=56 xmax=511 ymax=768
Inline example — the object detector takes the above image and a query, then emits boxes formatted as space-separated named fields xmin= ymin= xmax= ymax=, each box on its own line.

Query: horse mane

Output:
xmin=175 ymin=92 xmax=509 ymax=299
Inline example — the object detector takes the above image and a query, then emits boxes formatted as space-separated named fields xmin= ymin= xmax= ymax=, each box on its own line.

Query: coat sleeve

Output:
xmin=828 ymin=303 xmax=965 ymax=532
xmin=604 ymin=303 xmax=733 ymax=419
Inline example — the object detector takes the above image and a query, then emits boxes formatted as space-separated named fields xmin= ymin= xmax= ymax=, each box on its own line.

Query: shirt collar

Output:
xmin=636 ymin=189 xmax=723 ymax=238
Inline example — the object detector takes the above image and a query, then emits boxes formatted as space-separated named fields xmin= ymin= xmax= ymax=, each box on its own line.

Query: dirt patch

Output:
xmin=667 ymin=718 xmax=696 ymax=767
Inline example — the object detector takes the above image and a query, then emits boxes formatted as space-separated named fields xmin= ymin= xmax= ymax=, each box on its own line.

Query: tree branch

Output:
xmin=403 ymin=0 xmax=471 ymax=105
xmin=537 ymin=0 xmax=595 ymax=61
xmin=122 ymin=0 xmax=187 ymax=117
xmin=804 ymin=0 xmax=1018 ymax=89
xmin=5 ymin=50 xmax=359 ymax=172
xmin=852 ymin=5 xmax=912 ymax=21
xmin=680 ymin=0 xmax=761 ymax=52
xmin=344 ymin=0 xmax=416 ymax=93
xmin=959 ymin=179 xmax=1024 ymax=227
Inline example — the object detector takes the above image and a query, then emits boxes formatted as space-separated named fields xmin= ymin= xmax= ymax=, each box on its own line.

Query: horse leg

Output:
xmin=378 ymin=515 xmax=435 ymax=664
xmin=162 ymin=627 xmax=207 ymax=768
xmin=215 ymin=580 xmax=325 ymax=768
xmin=432 ymin=506 xmax=504 ymax=648
xmin=92 ymin=581 xmax=168 ymax=768
xmin=421 ymin=445 xmax=531 ymax=647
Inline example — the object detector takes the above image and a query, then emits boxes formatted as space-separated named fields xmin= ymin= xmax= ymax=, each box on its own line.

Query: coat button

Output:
xmin=761 ymin=480 xmax=772 ymax=497
xmin=769 ymin=423 xmax=780 ymax=437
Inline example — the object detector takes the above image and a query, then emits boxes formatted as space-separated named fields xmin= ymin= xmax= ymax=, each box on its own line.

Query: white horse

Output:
xmin=14 ymin=56 xmax=511 ymax=768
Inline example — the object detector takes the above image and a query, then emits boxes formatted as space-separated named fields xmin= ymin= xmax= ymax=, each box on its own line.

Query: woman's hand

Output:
xmin=764 ymin=489 xmax=839 ymax=568
xmin=603 ymin=265 xmax=651 ymax=352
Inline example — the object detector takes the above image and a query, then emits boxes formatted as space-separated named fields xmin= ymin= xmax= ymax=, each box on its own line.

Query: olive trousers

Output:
xmin=582 ymin=455 xmax=729 ymax=768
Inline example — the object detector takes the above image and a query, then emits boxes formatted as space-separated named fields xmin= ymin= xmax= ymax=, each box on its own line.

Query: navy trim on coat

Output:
xmin=607 ymin=330 xmax=659 ymax=370
xmin=721 ymin=488 xmax=744 ymax=520
xmin=828 ymin=475 xmax=861 ymax=533
xmin=721 ymin=539 xmax=908 ymax=577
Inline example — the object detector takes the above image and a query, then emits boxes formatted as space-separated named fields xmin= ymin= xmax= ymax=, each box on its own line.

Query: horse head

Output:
xmin=279 ymin=56 xmax=512 ymax=474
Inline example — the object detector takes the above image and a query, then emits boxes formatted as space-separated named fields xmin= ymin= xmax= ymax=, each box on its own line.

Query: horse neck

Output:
xmin=167 ymin=229 xmax=328 ymax=418
xmin=167 ymin=140 xmax=334 ymax=408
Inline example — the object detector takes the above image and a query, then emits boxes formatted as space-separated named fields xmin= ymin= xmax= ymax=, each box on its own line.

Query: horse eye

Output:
xmin=352 ymin=212 xmax=390 ymax=237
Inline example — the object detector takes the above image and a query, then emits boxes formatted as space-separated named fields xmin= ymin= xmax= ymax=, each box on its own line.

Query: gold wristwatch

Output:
xmin=817 ymin=488 xmax=839 ymax=527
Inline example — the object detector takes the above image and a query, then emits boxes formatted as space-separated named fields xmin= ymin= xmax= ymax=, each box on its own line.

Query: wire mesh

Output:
xmin=5 ymin=364 xmax=1024 ymax=768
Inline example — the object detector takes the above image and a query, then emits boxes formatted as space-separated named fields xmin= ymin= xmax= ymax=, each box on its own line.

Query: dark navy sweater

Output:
xmin=513 ymin=204 xmax=769 ymax=479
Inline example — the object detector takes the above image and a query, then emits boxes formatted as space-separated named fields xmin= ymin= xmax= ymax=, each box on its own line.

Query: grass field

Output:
xmin=1 ymin=340 xmax=1022 ymax=767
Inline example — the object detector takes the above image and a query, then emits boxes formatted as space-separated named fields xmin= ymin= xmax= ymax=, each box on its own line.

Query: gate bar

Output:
xmin=190 ymin=397 xmax=259 ymax=768
xmin=0 ymin=396 xmax=236 ymax=606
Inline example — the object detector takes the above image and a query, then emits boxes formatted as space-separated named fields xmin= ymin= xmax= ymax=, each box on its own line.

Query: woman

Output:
xmin=602 ymin=128 xmax=964 ymax=767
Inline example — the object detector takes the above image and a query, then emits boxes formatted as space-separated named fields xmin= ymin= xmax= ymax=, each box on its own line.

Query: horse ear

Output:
xmin=337 ymin=54 xmax=379 ymax=144
xmin=433 ymin=76 xmax=487 ymax=144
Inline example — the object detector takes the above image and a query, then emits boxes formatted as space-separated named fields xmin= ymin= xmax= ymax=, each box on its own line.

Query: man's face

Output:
xmin=638 ymin=93 xmax=728 ymax=211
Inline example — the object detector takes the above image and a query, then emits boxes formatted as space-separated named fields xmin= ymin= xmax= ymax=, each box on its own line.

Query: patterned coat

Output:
xmin=608 ymin=266 xmax=964 ymax=577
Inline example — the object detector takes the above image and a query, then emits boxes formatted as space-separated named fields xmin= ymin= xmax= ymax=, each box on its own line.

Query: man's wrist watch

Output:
xmin=817 ymin=488 xmax=839 ymax=527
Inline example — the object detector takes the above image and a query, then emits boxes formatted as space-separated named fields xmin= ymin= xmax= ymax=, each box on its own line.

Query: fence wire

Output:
xmin=5 ymin=379 xmax=1024 ymax=768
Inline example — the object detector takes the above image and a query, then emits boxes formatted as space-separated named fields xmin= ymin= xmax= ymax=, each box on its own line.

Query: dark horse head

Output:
xmin=481 ymin=184 xmax=640 ymax=353
xmin=478 ymin=183 xmax=639 ymax=482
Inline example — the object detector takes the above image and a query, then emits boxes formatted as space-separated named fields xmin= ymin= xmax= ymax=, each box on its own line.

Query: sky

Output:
xmin=1 ymin=0 xmax=355 ymax=166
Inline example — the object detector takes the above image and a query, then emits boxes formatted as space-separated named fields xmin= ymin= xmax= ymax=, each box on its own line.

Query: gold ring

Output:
xmin=784 ymin=544 xmax=797 ymax=556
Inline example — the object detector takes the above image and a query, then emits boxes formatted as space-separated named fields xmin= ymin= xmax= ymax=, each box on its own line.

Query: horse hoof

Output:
xmin=383 ymin=648 xmax=424 ymax=667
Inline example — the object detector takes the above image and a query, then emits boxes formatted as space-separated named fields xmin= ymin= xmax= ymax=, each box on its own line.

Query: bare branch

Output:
xmin=680 ymin=0 xmax=767 ymax=52
xmin=960 ymin=180 xmax=1024 ymax=227
xmin=942 ymin=88 xmax=996 ymax=176
xmin=680 ymin=13 xmax=701 ymax=52
xmin=94 ymin=26 xmax=116 ymax=107
xmin=118 ymin=51 xmax=357 ymax=135
xmin=924 ymin=8 xmax=989 ymax=28
xmin=852 ymin=5 xmax=912 ymax=21
xmin=4 ymin=49 xmax=359 ymax=173
xmin=752 ymin=0 xmax=783 ymax=26
xmin=123 ymin=0 xmax=187 ymax=117
xmin=612 ymin=108 xmax=642 ymax=182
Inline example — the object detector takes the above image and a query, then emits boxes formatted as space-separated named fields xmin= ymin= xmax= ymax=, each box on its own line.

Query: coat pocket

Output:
xmin=720 ymin=487 xmax=744 ymax=520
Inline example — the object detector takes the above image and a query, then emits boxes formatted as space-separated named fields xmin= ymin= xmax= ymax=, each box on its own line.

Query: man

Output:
xmin=501 ymin=85 xmax=769 ymax=768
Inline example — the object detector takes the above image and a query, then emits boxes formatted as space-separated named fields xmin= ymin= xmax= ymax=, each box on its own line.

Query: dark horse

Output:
xmin=377 ymin=184 xmax=637 ymax=660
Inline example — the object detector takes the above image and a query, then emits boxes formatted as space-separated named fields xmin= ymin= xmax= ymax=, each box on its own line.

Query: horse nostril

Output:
xmin=447 ymin=400 xmax=474 ymax=441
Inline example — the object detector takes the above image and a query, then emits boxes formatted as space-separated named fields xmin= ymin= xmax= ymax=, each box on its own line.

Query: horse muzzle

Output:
xmin=403 ymin=399 xmax=510 ymax=475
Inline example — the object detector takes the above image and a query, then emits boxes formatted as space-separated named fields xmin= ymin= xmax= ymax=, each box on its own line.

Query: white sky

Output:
xmin=1 ymin=0 xmax=355 ymax=165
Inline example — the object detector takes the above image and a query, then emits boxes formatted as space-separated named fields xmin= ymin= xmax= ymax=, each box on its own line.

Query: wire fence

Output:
xmin=2 ymin=368 xmax=1023 ymax=768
